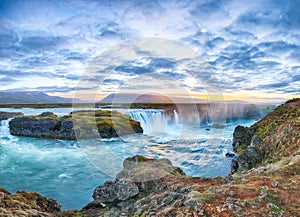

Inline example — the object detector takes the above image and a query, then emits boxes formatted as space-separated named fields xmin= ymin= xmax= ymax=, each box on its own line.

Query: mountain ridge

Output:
xmin=0 ymin=91 xmax=81 ymax=104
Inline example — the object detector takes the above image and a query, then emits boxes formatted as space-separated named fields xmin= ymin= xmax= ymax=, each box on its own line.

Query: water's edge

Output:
xmin=0 ymin=108 xmax=257 ymax=209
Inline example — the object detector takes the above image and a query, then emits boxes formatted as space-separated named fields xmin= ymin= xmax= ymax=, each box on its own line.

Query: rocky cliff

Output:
xmin=9 ymin=110 xmax=143 ymax=139
xmin=231 ymin=98 xmax=300 ymax=172
xmin=1 ymin=99 xmax=299 ymax=216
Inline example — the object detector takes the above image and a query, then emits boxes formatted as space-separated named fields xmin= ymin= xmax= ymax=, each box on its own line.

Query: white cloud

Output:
xmin=0 ymin=0 xmax=298 ymax=97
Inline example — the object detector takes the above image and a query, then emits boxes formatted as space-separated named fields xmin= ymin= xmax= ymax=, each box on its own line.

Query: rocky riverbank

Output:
xmin=9 ymin=110 xmax=143 ymax=139
xmin=1 ymin=99 xmax=299 ymax=216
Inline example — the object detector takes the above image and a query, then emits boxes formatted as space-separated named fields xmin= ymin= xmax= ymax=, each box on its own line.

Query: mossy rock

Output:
xmin=9 ymin=110 xmax=143 ymax=140
xmin=232 ymin=98 xmax=300 ymax=172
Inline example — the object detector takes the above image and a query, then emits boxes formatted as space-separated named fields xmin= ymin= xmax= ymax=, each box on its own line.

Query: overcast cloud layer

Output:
xmin=0 ymin=0 xmax=299 ymax=101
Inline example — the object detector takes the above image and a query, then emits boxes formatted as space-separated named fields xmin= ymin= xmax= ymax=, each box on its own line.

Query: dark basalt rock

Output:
xmin=232 ymin=125 xmax=256 ymax=150
xmin=231 ymin=159 xmax=239 ymax=174
xmin=225 ymin=152 xmax=236 ymax=158
xmin=231 ymin=125 xmax=262 ymax=172
xmin=238 ymin=147 xmax=262 ymax=170
xmin=250 ymin=135 xmax=262 ymax=147
xmin=0 ymin=111 xmax=23 ymax=121
xmin=9 ymin=110 xmax=143 ymax=140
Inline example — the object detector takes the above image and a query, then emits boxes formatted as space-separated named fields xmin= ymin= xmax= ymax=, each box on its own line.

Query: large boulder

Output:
xmin=0 ymin=111 xmax=23 ymax=121
xmin=9 ymin=110 xmax=143 ymax=140
xmin=87 ymin=155 xmax=186 ymax=209
xmin=118 ymin=155 xmax=185 ymax=193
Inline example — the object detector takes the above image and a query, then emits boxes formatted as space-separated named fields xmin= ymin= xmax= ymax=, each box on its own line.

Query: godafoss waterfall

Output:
xmin=0 ymin=105 xmax=269 ymax=209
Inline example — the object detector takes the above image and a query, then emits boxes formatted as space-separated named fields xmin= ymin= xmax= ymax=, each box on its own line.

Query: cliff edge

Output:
xmin=231 ymin=98 xmax=300 ymax=172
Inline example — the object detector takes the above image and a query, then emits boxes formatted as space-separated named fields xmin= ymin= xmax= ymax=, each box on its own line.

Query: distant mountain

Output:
xmin=0 ymin=91 xmax=81 ymax=104
xmin=99 ymin=93 xmax=208 ymax=104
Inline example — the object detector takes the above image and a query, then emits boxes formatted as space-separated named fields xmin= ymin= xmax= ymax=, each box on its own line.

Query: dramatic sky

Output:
xmin=0 ymin=0 xmax=299 ymax=102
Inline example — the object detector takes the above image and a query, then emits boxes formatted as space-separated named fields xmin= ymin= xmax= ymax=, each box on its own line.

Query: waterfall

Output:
xmin=0 ymin=119 xmax=12 ymax=139
xmin=127 ymin=109 xmax=169 ymax=134
xmin=173 ymin=110 xmax=179 ymax=125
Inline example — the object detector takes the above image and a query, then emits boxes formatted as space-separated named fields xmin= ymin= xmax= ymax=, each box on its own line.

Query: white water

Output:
xmin=0 ymin=108 xmax=257 ymax=210
xmin=0 ymin=119 xmax=12 ymax=140
xmin=127 ymin=109 xmax=168 ymax=134
xmin=173 ymin=110 xmax=179 ymax=125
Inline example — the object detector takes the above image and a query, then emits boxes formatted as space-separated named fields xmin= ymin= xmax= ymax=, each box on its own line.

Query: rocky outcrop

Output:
xmin=117 ymin=155 xmax=185 ymax=193
xmin=232 ymin=125 xmax=256 ymax=150
xmin=0 ymin=111 xmax=23 ymax=121
xmin=231 ymin=125 xmax=262 ymax=173
xmin=92 ymin=179 xmax=139 ymax=204
xmin=231 ymin=98 xmax=300 ymax=172
xmin=0 ymin=188 xmax=61 ymax=216
xmin=82 ymin=152 xmax=300 ymax=216
xmin=84 ymin=155 xmax=186 ymax=212
xmin=231 ymin=125 xmax=262 ymax=172
xmin=9 ymin=110 xmax=143 ymax=139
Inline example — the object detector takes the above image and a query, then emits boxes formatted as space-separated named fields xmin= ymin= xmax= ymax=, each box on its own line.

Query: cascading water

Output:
xmin=173 ymin=110 xmax=179 ymax=125
xmin=127 ymin=109 xmax=169 ymax=134
xmin=0 ymin=107 xmax=258 ymax=210
xmin=0 ymin=119 xmax=12 ymax=140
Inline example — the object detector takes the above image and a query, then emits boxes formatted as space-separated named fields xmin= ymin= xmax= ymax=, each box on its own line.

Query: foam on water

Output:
xmin=0 ymin=119 xmax=109 ymax=209
xmin=0 ymin=108 xmax=257 ymax=210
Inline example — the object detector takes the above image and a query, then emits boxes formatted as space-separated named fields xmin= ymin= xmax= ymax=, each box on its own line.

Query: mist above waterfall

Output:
xmin=126 ymin=103 xmax=274 ymax=126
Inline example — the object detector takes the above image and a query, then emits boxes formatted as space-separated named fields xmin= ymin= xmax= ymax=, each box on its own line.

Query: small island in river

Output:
xmin=9 ymin=110 xmax=143 ymax=140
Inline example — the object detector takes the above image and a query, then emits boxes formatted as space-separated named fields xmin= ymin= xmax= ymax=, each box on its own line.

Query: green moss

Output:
xmin=265 ymin=171 xmax=274 ymax=176
xmin=271 ymin=206 xmax=282 ymax=214
xmin=235 ymin=147 xmax=246 ymax=153
xmin=262 ymin=190 xmax=280 ymax=206
xmin=140 ymin=211 xmax=149 ymax=217
xmin=192 ymin=187 xmax=217 ymax=203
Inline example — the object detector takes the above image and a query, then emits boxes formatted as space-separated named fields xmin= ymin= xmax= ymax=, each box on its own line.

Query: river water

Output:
xmin=0 ymin=107 xmax=256 ymax=209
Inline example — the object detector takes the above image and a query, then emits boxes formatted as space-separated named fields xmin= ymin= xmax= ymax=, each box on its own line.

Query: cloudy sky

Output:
xmin=0 ymin=0 xmax=299 ymax=102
